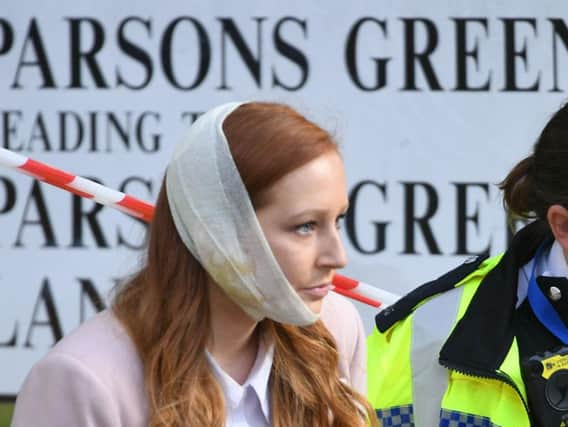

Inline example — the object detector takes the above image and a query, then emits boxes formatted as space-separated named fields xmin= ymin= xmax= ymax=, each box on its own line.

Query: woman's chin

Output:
xmin=302 ymin=297 xmax=324 ymax=315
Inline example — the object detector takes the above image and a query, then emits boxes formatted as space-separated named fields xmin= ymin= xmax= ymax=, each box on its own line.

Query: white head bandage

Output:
xmin=165 ymin=102 xmax=319 ymax=326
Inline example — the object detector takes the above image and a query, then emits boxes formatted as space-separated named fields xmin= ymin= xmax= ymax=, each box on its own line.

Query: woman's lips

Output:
xmin=300 ymin=284 xmax=332 ymax=298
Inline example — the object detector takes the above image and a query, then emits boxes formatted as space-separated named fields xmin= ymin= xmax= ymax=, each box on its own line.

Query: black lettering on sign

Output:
xmin=345 ymin=17 xmax=389 ymax=91
xmin=0 ymin=18 xmax=14 ymax=56
xmin=59 ymin=111 xmax=84 ymax=152
xmin=549 ymin=18 xmax=568 ymax=93
xmin=66 ymin=17 xmax=108 ymax=89
xmin=453 ymin=182 xmax=491 ymax=255
xmin=345 ymin=180 xmax=390 ymax=254
xmin=11 ymin=18 xmax=56 ymax=89
xmin=15 ymin=180 xmax=57 ymax=248
xmin=401 ymin=18 xmax=442 ymax=91
xmin=24 ymin=278 xmax=64 ymax=348
xmin=501 ymin=18 xmax=540 ymax=92
xmin=70 ymin=184 xmax=109 ymax=248
xmin=0 ymin=176 xmax=16 ymax=215
xmin=452 ymin=18 xmax=491 ymax=91
xmin=272 ymin=17 xmax=309 ymax=91
xmin=1 ymin=110 xmax=23 ymax=150
xmin=116 ymin=17 xmax=154 ymax=90
xmin=0 ymin=321 xmax=18 ymax=348
xmin=161 ymin=17 xmax=210 ymax=90
xmin=218 ymin=17 xmax=266 ymax=90
xmin=180 ymin=111 xmax=204 ymax=126
xmin=401 ymin=182 xmax=441 ymax=254
xmin=78 ymin=278 xmax=106 ymax=323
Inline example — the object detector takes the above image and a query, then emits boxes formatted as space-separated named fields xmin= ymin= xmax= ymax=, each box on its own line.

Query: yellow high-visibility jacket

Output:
xmin=367 ymin=222 xmax=552 ymax=427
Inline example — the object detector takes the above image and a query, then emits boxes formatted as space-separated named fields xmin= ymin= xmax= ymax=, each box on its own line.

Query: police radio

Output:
xmin=521 ymin=347 xmax=568 ymax=427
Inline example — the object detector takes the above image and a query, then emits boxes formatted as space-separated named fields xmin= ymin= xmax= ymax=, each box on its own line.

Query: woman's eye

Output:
xmin=296 ymin=222 xmax=315 ymax=235
xmin=336 ymin=214 xmax=346 ymax=229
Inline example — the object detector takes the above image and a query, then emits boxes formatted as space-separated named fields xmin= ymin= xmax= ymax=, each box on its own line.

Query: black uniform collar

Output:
xmin=439 ymin=220 xmax=552 ymax=372
xmin=536 ymin=276 xmax=568 ymax=328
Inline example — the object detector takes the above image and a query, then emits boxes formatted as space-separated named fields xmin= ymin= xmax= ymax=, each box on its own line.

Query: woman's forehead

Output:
xmin=257 ymin=152 xmax=347 ymax=213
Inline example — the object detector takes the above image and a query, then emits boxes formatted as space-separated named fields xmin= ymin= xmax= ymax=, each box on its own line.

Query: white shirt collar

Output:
xmin=518 ymin=240 xmax=568 ymax=307
xmin=545 ymin=240 xmax=568 ymax=278
xmin=206 ymin=337 xmax=274 ymax=422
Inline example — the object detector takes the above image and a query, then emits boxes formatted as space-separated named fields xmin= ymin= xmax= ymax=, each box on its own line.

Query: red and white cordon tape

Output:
xmin=332 ymin=274 xmax=400 ymax=309
xmin=0 ymin=147 xmax=154 ymax=222
xmin=0 ymin=146 xmax=399 ymax=309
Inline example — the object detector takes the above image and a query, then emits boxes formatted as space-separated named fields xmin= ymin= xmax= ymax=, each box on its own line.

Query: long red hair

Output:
xmin=113 ymin=102 xmax=378 ymax=426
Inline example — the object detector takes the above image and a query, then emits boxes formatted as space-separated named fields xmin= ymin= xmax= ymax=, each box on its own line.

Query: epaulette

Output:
xmin=375 ymin=253 xmax=489 ymax=333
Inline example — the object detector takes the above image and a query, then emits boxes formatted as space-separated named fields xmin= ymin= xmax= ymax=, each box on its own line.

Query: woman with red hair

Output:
xmin=13 ymin=102 xmax=377 ymax=426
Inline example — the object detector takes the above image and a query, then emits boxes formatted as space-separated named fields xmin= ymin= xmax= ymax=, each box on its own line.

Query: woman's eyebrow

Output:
xmin=288 ymin=206 xmax=349 ymax=220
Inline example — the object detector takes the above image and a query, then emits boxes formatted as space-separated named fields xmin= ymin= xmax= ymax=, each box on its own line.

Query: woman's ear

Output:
xmin=547 ymin=205 xmax=568 ymax=253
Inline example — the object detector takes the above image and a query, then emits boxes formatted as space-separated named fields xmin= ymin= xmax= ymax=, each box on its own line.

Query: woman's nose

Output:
xmin=317 ymin=228 xmax=348 ymax=269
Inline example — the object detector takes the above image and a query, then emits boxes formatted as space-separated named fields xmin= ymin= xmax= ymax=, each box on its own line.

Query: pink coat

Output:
xmin=11 ymin=292 xmax=366 ymax=426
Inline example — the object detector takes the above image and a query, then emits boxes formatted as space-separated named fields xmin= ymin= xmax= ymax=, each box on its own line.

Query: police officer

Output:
xmin=368 ymin=103 xmax=568 ymax=427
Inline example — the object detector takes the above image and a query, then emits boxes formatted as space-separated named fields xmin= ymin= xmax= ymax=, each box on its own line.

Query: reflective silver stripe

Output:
xmin=411 ymin=285 xmax=464 ymax=427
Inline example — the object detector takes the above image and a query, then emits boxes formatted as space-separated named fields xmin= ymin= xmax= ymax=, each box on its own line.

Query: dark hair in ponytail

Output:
xmin=500 ymin=103 xmax=568 ymax=220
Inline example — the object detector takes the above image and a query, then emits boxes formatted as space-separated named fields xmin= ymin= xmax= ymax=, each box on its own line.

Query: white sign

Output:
xmin=1 ymin=0 xmax=568 ymax=396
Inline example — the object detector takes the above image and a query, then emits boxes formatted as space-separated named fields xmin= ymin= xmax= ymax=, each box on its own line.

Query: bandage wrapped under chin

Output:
xmin=165 ymin=102 xmax=319 ymax=326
